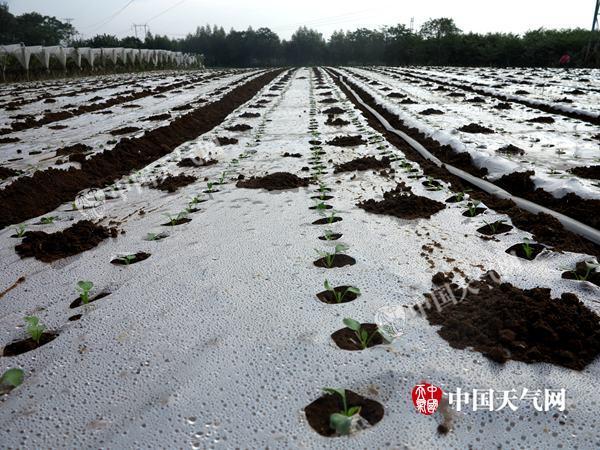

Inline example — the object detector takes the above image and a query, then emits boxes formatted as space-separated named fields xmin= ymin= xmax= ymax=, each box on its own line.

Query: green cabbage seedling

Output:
xmin=315 ymin=244 xmax=349 ymax=268
xmin=14 ymin=224 xmax=27 ymax=237
xmin=40 ymin=216 xmax=56 ymax=224
xmin=522 ymin=238 xmax=534 ymax=259
xmin=343 ymin=318 xmax=379 ymax=349
xmin=0 ymin=368 xmax=24 ymax=394
xmin=77 ymin=281 xmax=94 ymax=305
xmin=322 ymin=388 xmax=361 ymax=435
xmin=24 ymin=316 xmax=45 ymax=344
xmin=118 ymin=255 xmax=137 ymax=265
xmin=324 ymin=280 xmax=360 ymax=303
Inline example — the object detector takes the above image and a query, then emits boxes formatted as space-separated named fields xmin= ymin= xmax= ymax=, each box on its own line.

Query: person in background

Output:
xmin=559 ymin=53 xmax=571 ymax=68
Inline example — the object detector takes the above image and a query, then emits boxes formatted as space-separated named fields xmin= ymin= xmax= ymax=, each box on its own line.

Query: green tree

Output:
xmin=284 ymin=27 xmax=326 ymax=66
xmin=419 ymin=18 xmax=461 ymax=40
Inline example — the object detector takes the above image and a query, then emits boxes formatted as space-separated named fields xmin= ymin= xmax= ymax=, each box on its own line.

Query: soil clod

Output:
xmin=236 ymin=172 xmax=310 ymax=191
xmin=15 ymin=221 xmax=117 ymax=262
xmin=358 ymin=183 xmax=445 ymax=220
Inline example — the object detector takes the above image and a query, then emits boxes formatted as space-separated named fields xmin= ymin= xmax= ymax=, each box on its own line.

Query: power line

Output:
xmin=82 ymin=0 xmax=136 ymax=32
xmin=146 ymin=0 xmax=189 ymax=24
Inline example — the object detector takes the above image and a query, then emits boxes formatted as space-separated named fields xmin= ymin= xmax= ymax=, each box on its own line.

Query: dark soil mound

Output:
xmin=325 ymin=116 xmax=350 ymax=126
xmin=177 ymin=157 xmax=217 ymax=168
xmin=494 ymin=171 xmax=535 ymax=196
xmin=0 ymin=137 xmax=20 ymax=144
xmin=55 ymin=143 xmax=92 ymax=157
xmin=15 ymin=220 xmax=116 ymax=262
xmin=217 ymin=136 xmax=238 ymax=146
xmin=282 ymin=152 xmax=302 ymax=158
xmin=421 ymin=274 xmax=600 ymax=370
xmin=458 ymin=123 xmax=494 ymax=134
xmin=432 ymin=271 xmax=454 ymax=286
xmin=496 ymin=144 xmax=525 ymax=156
xmin=334 ymin=156 xmax=390 ymax=173
xmin=153 ymin=174 xmax=197 ymax=192
xmin=399 ymin=98 xmax=417 ymax=104
xmin=464 ymin=96 xmax=486 ymax=103
xmin=0 ymin=167 xmax=19 ymax=179
xmin=304 ymin=390 xmax=384 ymax=437
xmin=327 ymin=135 xmax=366 ymax=147
xmin=236 ymin=172 xmax=310 ymax=190
xmin=493 ymin=102 xmax=512 ymax=110
xmin=322 ymin=107 xmax=345 ymax=115
xmin=110 ymin=126 xmax=141 ymax=136
xmin=319 ymin=98 xmax=338 ymax=104
xmin=358 ymin=183 xmax=445 ymax=220
xmin=569 ymin=165 xmax=600 ymax=180
xmin=387 ymin=92 xmax=406 ymax=98
xmin=172 ymin=104 xmax=193 ymax=111
xmin=527 ymin=116 xmax=555 ymax=124
xmin=143 ymin=113 xmax=171 ymax=121
xmin=239 ymin=112 xmax=260 ymax=118
xmin=419 ymin=108 xmax=444 ymax=115
xmin=68 ymin=153 xmax=87 ymax=163
xmin=225 ymin=124 xmax=252 ymax=132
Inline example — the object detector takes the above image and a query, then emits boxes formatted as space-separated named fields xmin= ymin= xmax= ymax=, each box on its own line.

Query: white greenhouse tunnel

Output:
xmin=0 ymin=43 xmax=201 ymax=72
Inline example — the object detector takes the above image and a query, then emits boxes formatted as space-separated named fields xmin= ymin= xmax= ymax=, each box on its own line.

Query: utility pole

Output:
xmin=584 ymin=1 xmax=600 ymax=64
xmin=63 ymin=18 xmax=74 ymax=25
xmin=410 ymin=17 xmax=415 ymax=33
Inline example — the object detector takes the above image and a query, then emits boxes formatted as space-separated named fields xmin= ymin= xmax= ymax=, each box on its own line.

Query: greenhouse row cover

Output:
xmin=0 ymin=44 xmax=199 ymax=71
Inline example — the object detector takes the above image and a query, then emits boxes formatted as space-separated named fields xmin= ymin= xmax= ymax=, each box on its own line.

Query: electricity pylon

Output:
xmin=133 ymin=24 xmax=149 ymax=39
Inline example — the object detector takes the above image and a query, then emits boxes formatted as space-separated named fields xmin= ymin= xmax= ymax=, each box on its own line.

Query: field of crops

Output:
xmin=0 ymin=66 xmax=599 ymax=449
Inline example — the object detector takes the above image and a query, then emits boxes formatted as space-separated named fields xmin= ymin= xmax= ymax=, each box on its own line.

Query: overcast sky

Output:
xmin=5 ymin=0 xmax=596 ymax=40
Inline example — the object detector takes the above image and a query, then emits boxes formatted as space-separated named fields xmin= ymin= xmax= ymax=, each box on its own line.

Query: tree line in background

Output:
xmin=1 ymin=3 xmax=599 ymax=68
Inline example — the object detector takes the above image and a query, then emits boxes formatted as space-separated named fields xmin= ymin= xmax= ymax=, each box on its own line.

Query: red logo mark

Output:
xmin=412 ymin=382 xmax=443 ymax=415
